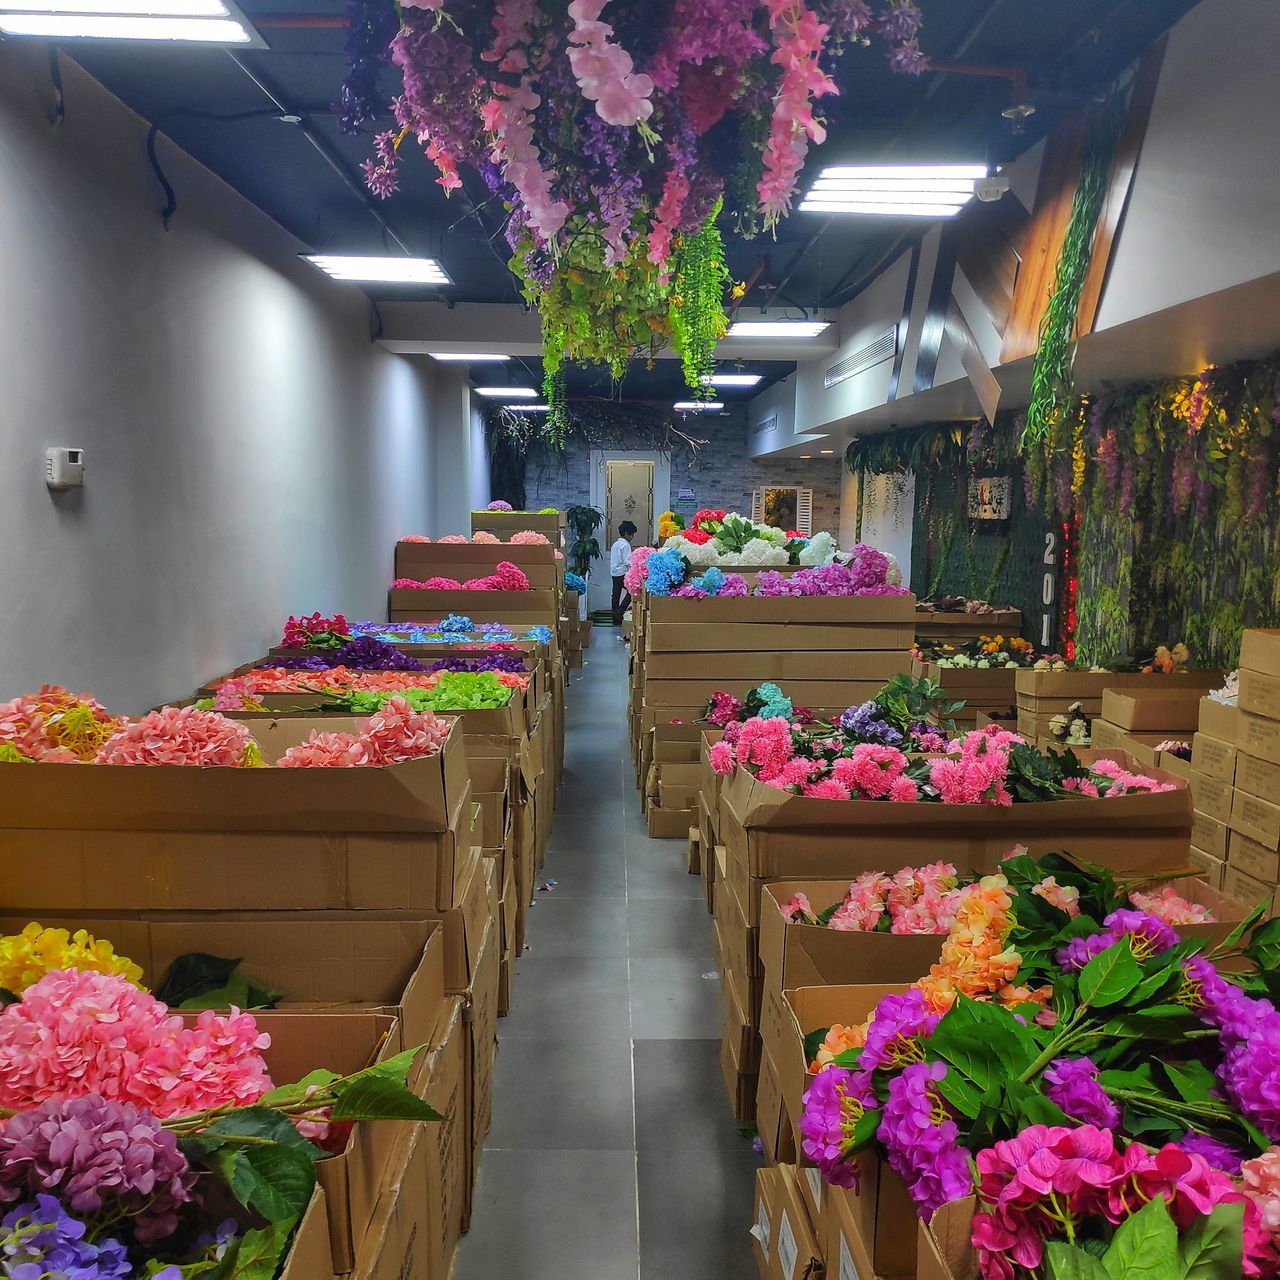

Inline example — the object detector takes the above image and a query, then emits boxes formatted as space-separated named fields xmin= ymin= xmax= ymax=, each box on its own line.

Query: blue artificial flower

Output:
xmin=838 ymin=701 xmax=905 ymax=747
xmin=645 ymin=548 xmax=688 ymax=596
xmin=526 ymin=625 xmax=554 ymax=643
xmin=755 ymin=681 xmax=794 ymax=722
xmin=440 ymin=613 xmax=474 ymax=635
xmin=1 ymin=1197 xmax=131 ymax=1280
xmin=692 ymin=566 xmax=727 ymax=596
xmin=565 ymin=571 xmax=588 ymax=594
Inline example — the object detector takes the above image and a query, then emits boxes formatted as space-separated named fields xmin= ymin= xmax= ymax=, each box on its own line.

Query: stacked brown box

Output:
xmin=468 ymin=508 xmax=566 ymax=549
xmin=632 ymin=594 xmax=917 ymax=836
xmin=911 ymin=657 xmax=1019 ymax=729
xmin=750 ymin=1164 xmax=826 ymax=1280
xmin=643 ymin=721 xmax=706 ymax=837
xmin=1090 ymin=686 xmax=1209 ymax=768
xmin=913 ymin=606 xmax=1021 ymax=643
xmin=1222 ymin=630 xmax=1280 ymax=912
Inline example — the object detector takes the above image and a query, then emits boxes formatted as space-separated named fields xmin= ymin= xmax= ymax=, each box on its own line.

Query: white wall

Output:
xmin=0 ymin=48 xmax=439 ymax=711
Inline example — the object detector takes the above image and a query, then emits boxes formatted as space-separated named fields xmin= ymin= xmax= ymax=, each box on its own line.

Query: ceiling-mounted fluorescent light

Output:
xmin=474 ymin=386 xmax=538 ymax=399
xmin=726 ymin=320 xmax=830 ymax=339
xmin=0 ymin=0 xmax=260 ymax=40
xmin=303 ymin=255 xmax=450 ymax=284
xmin=674 ymin=401 xmax=724 ymax=412
xmin=801 ymin=163 xmax=987 ymax=217
xmin=428 ymin=352 xmax=510 ymax=363
xmin=701 ymin=373 xmax=763 ymax=387
xmin=511 ymin=404 xmax=550 ymax=413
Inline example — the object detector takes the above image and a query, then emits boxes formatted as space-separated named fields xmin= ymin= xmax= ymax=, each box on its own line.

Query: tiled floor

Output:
xmin=456 ymin=635 xmax=759 ymax=1280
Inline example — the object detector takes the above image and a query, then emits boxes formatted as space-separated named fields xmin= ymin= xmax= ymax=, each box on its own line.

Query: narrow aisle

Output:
xmin=457 ymin=636 xmax=759 ymax=1280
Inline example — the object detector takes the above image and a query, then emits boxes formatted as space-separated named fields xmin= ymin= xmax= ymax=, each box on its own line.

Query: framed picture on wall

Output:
xmin=967 ymin=475 xmax=1011 ymax=531
xmin=752 ymin=486 xmax=813 ymax=534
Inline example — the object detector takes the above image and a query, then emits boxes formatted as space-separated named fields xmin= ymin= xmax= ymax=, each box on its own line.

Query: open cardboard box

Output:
xmin=916 ymin=1197 xmax=980 ymax=1280
xmin=388 ymin=587 xmax=558 ymax=625
xmin=0 ymin=717 xmax=469 ymax=834
xmin=1100 ymin=686 xmax=1208 ymax=731
xmin=468 ymin=509 xmax=565 ymax=541
xmin=643 ymin=649 xmax=912 ymax=681
xmin=278 ymin=1186 xmax=337 ymax=1280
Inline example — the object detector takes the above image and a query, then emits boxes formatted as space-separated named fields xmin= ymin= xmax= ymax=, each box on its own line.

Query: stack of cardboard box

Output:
xmin=0 ymin=720 xmax=493 ymax=1279
xmin=910 ymin=657 xmax=1021 ymax=729
xmin=914 ymin=606 xmax=1021 ymax=643
xmin=1207 ymin=629 xmax=1280 ymax=910
xmin=1090 ymin=685 xmax=1212 ymax=762
xmin=468 ymin=508 xmax=566 ymax=550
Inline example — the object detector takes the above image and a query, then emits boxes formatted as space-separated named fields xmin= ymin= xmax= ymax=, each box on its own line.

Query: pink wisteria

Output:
xmin=566 ymin=0 xmax=655 ymax=127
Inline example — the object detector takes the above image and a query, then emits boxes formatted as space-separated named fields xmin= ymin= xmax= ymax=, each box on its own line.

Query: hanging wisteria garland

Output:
xmin=346 ymin=0 xmax=927 ymax=436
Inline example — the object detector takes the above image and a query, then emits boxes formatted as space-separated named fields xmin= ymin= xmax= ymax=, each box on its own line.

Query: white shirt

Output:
xmin=610 ymin=537 xmax=632 ymax=577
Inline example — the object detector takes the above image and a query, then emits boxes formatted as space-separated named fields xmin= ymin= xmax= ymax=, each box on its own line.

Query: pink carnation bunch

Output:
xmin=0 ymin=969 xmax=272 ymax=1119
xmin=95 ymin=706 xmax=258 ymax=768
xmin=393 ymin=561 xmax=532 ymax=591
xmin=1089 ymin=757 xmax=1177 ymax=795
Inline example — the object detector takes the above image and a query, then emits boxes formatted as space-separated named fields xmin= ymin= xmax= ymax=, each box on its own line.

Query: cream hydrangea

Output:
xmin=797 ymin=531 xmax=838 ymax=566
xmin=722 ymin=541 xmax=790 ymax=566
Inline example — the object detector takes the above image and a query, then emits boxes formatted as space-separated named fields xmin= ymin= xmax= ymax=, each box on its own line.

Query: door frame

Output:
xmin=588 ymin=449 xmax=672 ymax=614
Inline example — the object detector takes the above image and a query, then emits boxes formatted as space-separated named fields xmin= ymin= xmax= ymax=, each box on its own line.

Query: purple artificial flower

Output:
xmin=1 ymin=1196 xmax=132 ymax=1280
xmin=1043 ymin=1057 xmax=1121 ymax=1129
xmin=877 ymin=1061 xmax=973 ymax=1216
xmin=485 ymin=500 xmax=514 ymax=511
xmin=1177 ymin=1132 xmax=1244 ymax=1175
xmin=333 ymin=637 xmax=427 ymax=672
xmin=1058 ymin=909 xmax=1178 ymax=971
xmin=267 ymin=655 xmax=332 ymax=671
xmin=860 ymin=990 xmax=941 ymax=1073
xmin=427 ymin=654 xmax=525 ymax=675
xmin=799 ymin=1066 xmax=877 ymax=1189
xmin=0 ymin=1096 xmax=196 ymax=1245
xmin=838 ymin=701 xmax=905 ymax=748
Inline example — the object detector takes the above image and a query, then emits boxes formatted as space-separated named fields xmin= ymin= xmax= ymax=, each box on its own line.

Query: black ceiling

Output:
xmin=51 ymin=0 xmax=1199 ymax=398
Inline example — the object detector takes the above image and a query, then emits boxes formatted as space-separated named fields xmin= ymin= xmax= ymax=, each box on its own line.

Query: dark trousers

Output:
xmin=611 ymin=575 xmax=631 ymax=626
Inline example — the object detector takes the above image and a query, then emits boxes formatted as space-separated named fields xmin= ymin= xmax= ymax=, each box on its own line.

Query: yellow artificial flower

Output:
xmin=0 ymin=922 xmax=144 ymax=995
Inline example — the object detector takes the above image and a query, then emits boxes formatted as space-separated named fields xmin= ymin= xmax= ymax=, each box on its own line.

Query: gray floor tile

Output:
xmin=638 ymin=1147 xmax=760 ymax=1280
xmin=523 ymin=894 xmax=629 ymax=957
xmin=634 ymin=1039 xmax=747 ymax=1153
xmin=627 ymin=895 xmax=715 ymax=959
xmin=541 ymin=849 xmax=628 ymax=898
xmin=625 ymin=848 xmax=706 ymax=901
xmin=456 ymin=1149 xmax=639 ymax=1280
xmin=500 ymin=956 xmax=632 ymax=1040
xmin=629 ymin=955 xmax=723 ymax=1039
xmin=487 ymin=1036 xmax=635 ymax=1151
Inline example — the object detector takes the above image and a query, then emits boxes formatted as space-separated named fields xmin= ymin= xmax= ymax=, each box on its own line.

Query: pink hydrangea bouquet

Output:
xmin=391 ymin=560 xmax=532 ymax=591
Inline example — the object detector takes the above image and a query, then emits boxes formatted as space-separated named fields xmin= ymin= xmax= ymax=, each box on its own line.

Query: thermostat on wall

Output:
xmin=45 ymin=447 xmax=85 ymax=490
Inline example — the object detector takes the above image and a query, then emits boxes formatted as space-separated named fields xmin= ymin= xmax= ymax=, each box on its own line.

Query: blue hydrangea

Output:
xmin=645 ymin=548 xmax=688 ymax=595
xmin=691 ymin=566 xmax=727 ymax=596
xmin=440 ymin=613 xmax=474 ymax=634
xmin=838 ymin=701 xmax=905 ymax=747
xmin=755 ymin=681 xmax=794 ymax=721
xmin=565 ymin=572 xmax=588 ymax=594
xmin=526 ymin=625 xmax=554 ymax=643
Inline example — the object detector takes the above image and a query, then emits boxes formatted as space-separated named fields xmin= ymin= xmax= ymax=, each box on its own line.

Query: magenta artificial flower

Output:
xmin=859 ymin=990 xmax=940 ymax=1073
xmin=799 ymin=1066 xmax=876 ymax=1189
xmin=1042 ymin=1057 xmax=1121 ymax=1129
xmin=877 ymin=1060 xmax=973 ymax=1215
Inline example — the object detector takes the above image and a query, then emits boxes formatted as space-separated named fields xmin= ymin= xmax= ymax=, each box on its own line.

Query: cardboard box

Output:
xmin=1241 ymin=629 xmax=1280 ymax=678
xmin=1158 ymin=752 xmax=1195 ymax=782
xmin=468 ymin=509 xmax=565 ymax=543
xmin=720 ymin=752 xmax=1193 ymax=901
xmin=1015 ymin=670 xmax=1222 ymax=701
xmin=755 ymin=1047 xmax=796 ymax=1165
xmin=463 ymin=919 xmax=501 ymax=1225
xmin=1228 ymin=828 xmax=1280 ymax=884
xmin=388 ymin=587 xmax=558 ymax=625
xmin=1199 ymin=696 xmax=1242 ymax=742
xmin=1191 ymin=809 xmax=1230 ymax=860
xmin=752 ymin=1167 xmax=782 ymax=1277
xmin=643 ymin=650 xmax=911 ymax=681
xmin=648 ymin=806 xmax=693 ymax=839
xmin=1238 ymin=710 xmax=1280 ymax=767
xmin=917 ymin=1198 xmax=980 ymax=1280
xmin=688 ymin=826 xmax=702 ymax=876
xmin=1231 ymin=788 xmax=1280 ymax=851
xmin=1100 ymin=687 xmax=1208 ymax=731
xmin=1191 ymin=770 xmax=1235 ymax=825
xmin=278 ymin=1190 xmax=337 ymax=1280
xmin=768 ymin=1166 xmax=825 ymax=1280
xmin=421 ymin=998 xmax=466 ymax=1277
xmin=1192 ymin=732 xmax=1239 ymax=784
xmin=1189 ymin=846 xmax=1225 ymax=890
xmin=394 ymin=540 xmax=559 ymax=587
xmin=1089 ymin=720 xmax=1158 ymax=764
xmin=825 ymin=1165 xmax=917 ymax=1279
xmin=719 ymin=1023 xmax=757 ymax=1126
xmin=759 ymin=880 xmax=946 ymax=991
xmin=1241 ymin=667 xmax=1280 ymax=722
xmin=349 ymin=1125 xmax=428 ymax=1280
xmin=1224 ymin=867 xmax=1279 ymax=918
xmin=1237 ymin=751 xmax=1280 ymax=807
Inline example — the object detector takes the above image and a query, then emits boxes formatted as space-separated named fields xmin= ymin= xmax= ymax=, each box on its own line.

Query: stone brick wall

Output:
xmin=522 ymin=407 xmax=844 ymax=534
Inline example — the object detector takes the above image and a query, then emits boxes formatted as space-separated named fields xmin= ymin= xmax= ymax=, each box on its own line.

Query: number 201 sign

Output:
xmin=1041 ymin=531 xmax=1058 ymax=650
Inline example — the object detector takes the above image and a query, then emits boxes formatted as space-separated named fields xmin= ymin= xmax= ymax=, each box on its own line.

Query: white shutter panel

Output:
xmin=797 ymin=488 xmax=814 ymax=536
xmin=751 ymin=489 xmax=765 ymax=523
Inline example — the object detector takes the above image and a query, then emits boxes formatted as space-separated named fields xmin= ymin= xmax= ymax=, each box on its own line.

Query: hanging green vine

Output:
xmin=669 ymin=198 xmax=731 ymax=396
xmin=1021 ymin=96 xmax=1125 ymax=447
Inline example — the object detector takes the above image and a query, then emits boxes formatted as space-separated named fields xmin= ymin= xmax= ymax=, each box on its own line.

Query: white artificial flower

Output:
xmin=1034 ymin=658 xmax=1051 ymax=672
xmin=884 ymin=553 xmax=903 ymax=587
xmin=1070 ymin=718 xmax=1088 ymax=739
xmin=797 ymin=531 xmax=838 ymax=567
xmin=976 ymin=659 xmax=991 ymax=669
xmin=1052 ymin=661 xmax=1068 ymax=672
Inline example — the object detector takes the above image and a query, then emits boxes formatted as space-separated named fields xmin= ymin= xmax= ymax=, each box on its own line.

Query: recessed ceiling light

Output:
xmin=801 ymin=164 xmax=987 ymax=218
xmin=726 ymin=321 xmax=830 ymax=339
xmin=820 ymin=449 xmax=835 ymax=455
xmin=6 ymin=0 xmax=225 ymax=11
xmin=302 ymin=255 xmax=450 ymax=284
xmin=0 ymin=9 xmax=251 ymax=36
xmin=428 ymin=352 xmax=510 ymax=363
xmin=700 ymin=373 xmax=763 ymax=387
xmin=799 ymin=455 xmax=812 ymax=460
xmin=674 ymin=401 xmax=724 ymax=412
xmin=475 ymin=386 xmax=539 ymax=399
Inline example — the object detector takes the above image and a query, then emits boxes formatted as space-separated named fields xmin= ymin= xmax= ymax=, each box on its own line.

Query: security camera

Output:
xmin=974 ymin=174 xmax=1010 ymax=203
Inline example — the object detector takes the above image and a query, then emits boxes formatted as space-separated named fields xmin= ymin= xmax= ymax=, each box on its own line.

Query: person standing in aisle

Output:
xmin=610 ymin=520 xmax=637 ymax=632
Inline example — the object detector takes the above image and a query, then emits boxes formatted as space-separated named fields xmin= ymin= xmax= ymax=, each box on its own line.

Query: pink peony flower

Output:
xmin=472 ymin=530 xmax=501 ymax=544
xmin=95 ymin=706 xmax=257 ymax=768
xmin=509 ymin=529 xmax=550 ymax=545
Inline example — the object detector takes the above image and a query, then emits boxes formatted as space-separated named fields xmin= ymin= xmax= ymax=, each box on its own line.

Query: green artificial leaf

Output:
xmin=1119 ymin=1105 xmax=1184 ymax=1144
xmin=0 ymin=988 xmax=18 ymax=1008
xmin=1002 ymin=1079 xmax=1072 ymax=1130
xmin=815 ymin=902 xmax=842 ymax=927
xmin=1180 ymin=1201 xmax=1244 ymax=1278
xmin=934 ymin=1065 xmax=983 ymax=1119
xmin=157 ymin=953 xmax=243 ymax=1007
xmin=1245 ymin=917 xmax=1280 ymax=974
xmin=179 ymin=970 xmax=282 ymax=1012
xmin=1216 ymin=898 xmax=1269 ymax=952
xmin=851 ymin=1108 xmax=880 ymax=1150
xmin=208 ymin=1143 xmax=316 ymax=1223
xmin=208 ymin=1218 xmax=297 ymax=1280
xmin=1102 ymin=1195 xmax=1179 ymax=1278
xmin=1079 ymin=940 xmax=1142 ymax=1009
xmin=927 ymin=996 xmax=1039 ymax=1097
xmin=258 ymin=1068 xmax=340 ymax=1109
xmin=1163 ymin=1059 xmax=1220 ymax=1106
xmin=330 ymin=1048 xmax=442 ymax=1122
xmin=1045 ymin=1242 xmax=1110 ymax=1280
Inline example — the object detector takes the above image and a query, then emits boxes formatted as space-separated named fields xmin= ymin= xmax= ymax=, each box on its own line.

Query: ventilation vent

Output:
xmin=824 ymin=326 xmax=896 ymax=389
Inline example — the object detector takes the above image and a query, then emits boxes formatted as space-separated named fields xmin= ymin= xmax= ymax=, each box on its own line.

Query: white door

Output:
xmin=588 ymin=450 xmax=672 ymax=614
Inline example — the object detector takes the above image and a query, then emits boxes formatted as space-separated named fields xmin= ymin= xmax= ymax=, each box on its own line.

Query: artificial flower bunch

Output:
xmin=355 ymin=2 xmax=927 ymax=419
xmin=276 ymin=694 xmax=453 ymax=766
xmin=325 ymin=673 xmax=520 ymax=715
xmin=754 ymin=548 xmax=909 ymax=597
xmin=657 ymin=510 xmax=685 ymax=540
xmin=0 ymin=922 xmax=143 ymax=997
xmin=1157 ymin=738 xmax=1194 ymax=760
xmin=702 ymin=682 xmax=813 ymax=729
xmin=352 ymin=620 xmax=556 ymax=646
xmin=280 ymin=612 xmax=351 ymax=648
xmin=427 ymin=653 xmax=528 ymax=675
xmin=913 ymin=634 xmax=1039 ymax=669
xmin=1145 ymin=641 xmax=1192 ymax=673
xmin=485 ymin=500 xmax=514 ymax=511
xmin=799 ymin=858 xmax=1280 ymax=1262
xmin=565 ymin=571 xmax=588 ymax=594
xmin=391 ymin=560 xmax=532 ymax=591
xmin=709 ymin=707 xmax=1178 ymax=805
xmin=0 ymin=685 xmax=123 ymax=763
xmin=662 ymin=512 xmax=792 ymax=569
xmin=0 ymin=934 xmax=440 ymax=1279
xmin=273 ymin=636 xmax=428 ymax=672
xmin=1049 ymin=699 xmax=1091 ymax=745
xmin=670 ymin=565 xmax=750 ymax=598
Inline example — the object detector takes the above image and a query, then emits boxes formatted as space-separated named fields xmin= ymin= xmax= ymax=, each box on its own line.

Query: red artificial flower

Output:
xmin=683 ymin=528 xmax=713 ymax=544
